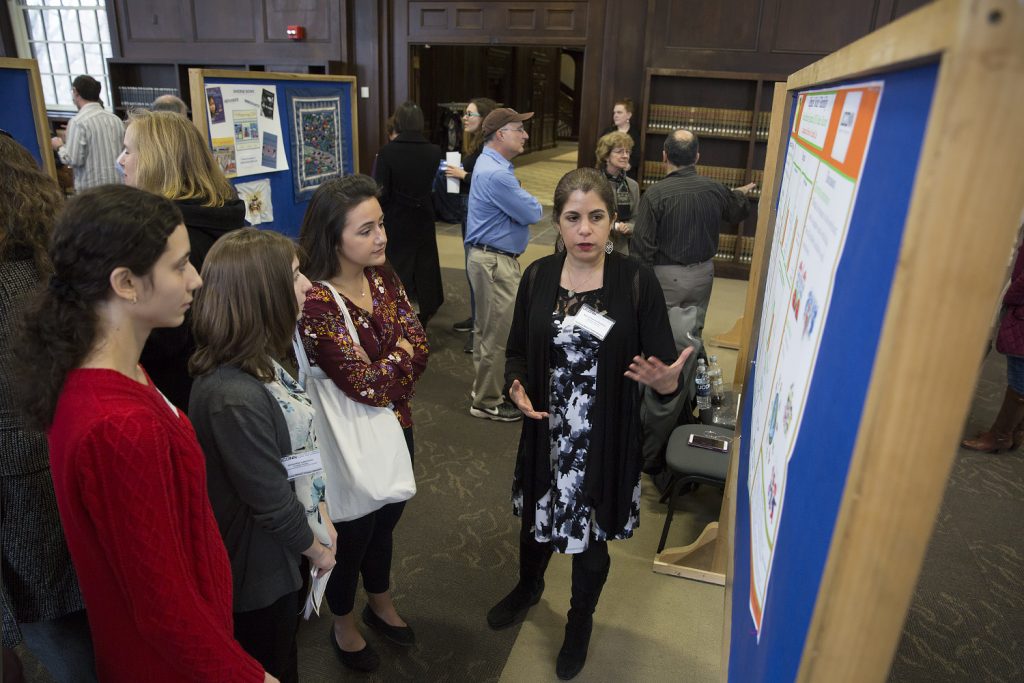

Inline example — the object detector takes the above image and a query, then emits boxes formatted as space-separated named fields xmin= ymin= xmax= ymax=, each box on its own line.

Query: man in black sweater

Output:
xmin=630 ymin=129 xmax=756 ymax=338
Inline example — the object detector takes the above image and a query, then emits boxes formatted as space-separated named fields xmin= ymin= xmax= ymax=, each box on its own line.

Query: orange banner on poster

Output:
xmin=793 ymin=85 xmax=881 ymax=180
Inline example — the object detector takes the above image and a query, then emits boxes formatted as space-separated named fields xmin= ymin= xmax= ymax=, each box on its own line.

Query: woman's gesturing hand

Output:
xmin=509 ymin=379 xmax=549 ymax=420
xmin=623 ymin=346 xmax=693 ymax=395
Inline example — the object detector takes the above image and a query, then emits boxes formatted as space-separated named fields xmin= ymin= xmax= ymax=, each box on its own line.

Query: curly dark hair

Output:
xmin=0 ymin=136 xmax=61 ymax=277
xmin=15 ymin=185 xmax=183 ymax=429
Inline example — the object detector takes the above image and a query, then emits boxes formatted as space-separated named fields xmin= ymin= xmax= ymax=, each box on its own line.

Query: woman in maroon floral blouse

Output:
xmin=297 ymin=174 xmax=428 ymax=673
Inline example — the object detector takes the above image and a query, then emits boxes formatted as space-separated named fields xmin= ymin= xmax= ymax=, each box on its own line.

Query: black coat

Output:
xmin=374 ymin=133 xmax=444 ymax=320
xmin=140 ymin=198 xmax=246 ymax=410
xmin=504 ymin=252 xmax=677 ymax=537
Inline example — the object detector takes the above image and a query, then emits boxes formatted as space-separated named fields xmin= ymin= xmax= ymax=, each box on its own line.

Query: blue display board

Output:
xmin=202 ymin=76 xmax=356 ymax=238
xmin=728 ymin=61 xmax=939 ymax=681
xmin=0 ymin=66 xmax=46 ymax=167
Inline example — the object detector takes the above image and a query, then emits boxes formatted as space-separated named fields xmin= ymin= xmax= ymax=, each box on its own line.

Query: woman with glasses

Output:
xmin=594 ymin=131 xmax=639 ymax=255
xmin=445 ymin=97 xmax=497 ymax=346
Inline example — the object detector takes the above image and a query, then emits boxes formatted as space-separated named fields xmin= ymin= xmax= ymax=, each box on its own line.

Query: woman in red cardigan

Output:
xmin=15 ymin=185 xmax=275 ymax=683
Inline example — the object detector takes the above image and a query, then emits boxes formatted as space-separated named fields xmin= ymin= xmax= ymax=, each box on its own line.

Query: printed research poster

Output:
xmin=748 ymin=82 xmax=882 ymax=637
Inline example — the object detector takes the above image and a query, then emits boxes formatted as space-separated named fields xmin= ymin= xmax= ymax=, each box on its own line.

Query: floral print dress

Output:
xmin=263 ymin=360 xmax=330 ymax=545
xmin=513 ymin=287 xmax=642 ymax=554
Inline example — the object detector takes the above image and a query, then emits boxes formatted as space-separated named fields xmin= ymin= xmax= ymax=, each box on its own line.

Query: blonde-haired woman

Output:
xmin=594 ymin=131 xmax=639 ymax=255
xmin=118 ymin=109 xmax=246 ymax=409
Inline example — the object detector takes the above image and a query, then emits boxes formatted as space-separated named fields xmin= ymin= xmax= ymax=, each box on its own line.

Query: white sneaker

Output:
xmin=470 ymin=400 xmax=522 ymax=422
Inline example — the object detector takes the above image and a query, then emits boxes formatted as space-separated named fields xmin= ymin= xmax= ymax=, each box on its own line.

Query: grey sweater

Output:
xmin=189 ymin=365 xmax=313 ymax=612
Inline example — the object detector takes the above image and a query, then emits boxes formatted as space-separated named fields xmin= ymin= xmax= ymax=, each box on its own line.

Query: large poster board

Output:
xmin=733 ymin=64 xmax=936 ymax=674
xmin=190 ymin=70 xmax=358 ymax=237
xmin=747 ymin=81 xmax=883 ymax=634
xmin=0 ymin=57 xmax=57 ymax=180
xmin=724 ymin=1 xmax=1024 ymax=680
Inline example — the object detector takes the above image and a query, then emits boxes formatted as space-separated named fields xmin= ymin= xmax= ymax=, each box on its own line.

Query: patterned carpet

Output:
xmin=888 ymin=351 xmax=1024 ymax=683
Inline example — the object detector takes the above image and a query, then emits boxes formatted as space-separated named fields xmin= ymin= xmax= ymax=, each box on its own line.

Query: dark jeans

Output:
xmin=234 ymin=589 xmax=302 ymax=683
xmin=324 ymin=428 xmax=413 ymax=616
xmin=18 ymin=609 xmax=96 ymax=683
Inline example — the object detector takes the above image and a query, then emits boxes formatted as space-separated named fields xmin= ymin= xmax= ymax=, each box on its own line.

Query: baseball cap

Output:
xmin=482 ymin=108 xmax=534 ymax=137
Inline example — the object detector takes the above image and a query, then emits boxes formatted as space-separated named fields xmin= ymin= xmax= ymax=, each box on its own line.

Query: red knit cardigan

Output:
xmin=47 ymin=369 xmax=263 ymax=682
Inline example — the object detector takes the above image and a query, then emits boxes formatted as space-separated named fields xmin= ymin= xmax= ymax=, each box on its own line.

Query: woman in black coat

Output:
xmin=374 ymin=101 xmax=444 ymax=324
xmin=120 ymin=109 xmax=246 ymax=410
xmin=487 ymin=168 xmax=690 ymax=680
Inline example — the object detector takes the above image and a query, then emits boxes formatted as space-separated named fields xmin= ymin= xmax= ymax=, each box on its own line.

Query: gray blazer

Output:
xmin=189 ymin=365 xmax=313 ymax=613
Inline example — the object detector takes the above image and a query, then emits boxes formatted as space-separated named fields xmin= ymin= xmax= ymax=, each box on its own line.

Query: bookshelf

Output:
xmin=639 ymin=69 xmax=785 ymax=279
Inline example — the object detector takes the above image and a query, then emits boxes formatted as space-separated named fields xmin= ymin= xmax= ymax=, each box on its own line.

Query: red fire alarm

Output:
xmin=286 ymin=25 xmax=305 ymax=40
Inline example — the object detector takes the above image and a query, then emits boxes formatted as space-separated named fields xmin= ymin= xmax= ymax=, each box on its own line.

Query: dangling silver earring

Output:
xmin=604 ymin=240 xmax=614 ymax=255
xmin=555 ymin=237 xmax=565 ymax=253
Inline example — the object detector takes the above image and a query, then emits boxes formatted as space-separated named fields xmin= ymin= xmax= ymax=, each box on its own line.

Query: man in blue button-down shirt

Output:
xmin=465 ymin=108 xmax=543 ymax=421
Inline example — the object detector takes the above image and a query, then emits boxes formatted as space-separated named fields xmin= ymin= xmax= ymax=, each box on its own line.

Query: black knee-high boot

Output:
xmin=487 ymin=534 xmax=554 ymax=629
xmin=556 ymin=551 xmax=611 ymax=680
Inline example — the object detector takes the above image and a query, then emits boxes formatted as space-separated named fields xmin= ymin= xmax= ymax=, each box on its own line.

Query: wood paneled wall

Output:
xmin=108 ymin=0 xmax=349 ymax=65
xmin=101 ymin=0 xmax=933 ymax=173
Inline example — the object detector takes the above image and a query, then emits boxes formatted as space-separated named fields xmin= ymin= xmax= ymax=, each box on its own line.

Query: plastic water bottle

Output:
xmin=708 ymin=355 xmax=724 ymax=406
xmin=695 ymin=360 xmax=712 ymax=411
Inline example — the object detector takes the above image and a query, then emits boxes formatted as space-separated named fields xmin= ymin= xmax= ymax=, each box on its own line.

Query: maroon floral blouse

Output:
xmin=299 ymin=267 xmax=429 ymax=427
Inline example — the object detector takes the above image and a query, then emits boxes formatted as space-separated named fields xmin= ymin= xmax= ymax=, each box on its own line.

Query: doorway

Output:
xmin=409 ymin=45 xmax=584 ymax=154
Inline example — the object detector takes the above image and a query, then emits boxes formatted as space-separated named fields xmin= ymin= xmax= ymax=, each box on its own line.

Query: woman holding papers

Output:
xmin=445 ymin=96 xmax=497 ymax=349
xmin=16 ymin=186 xmax=273 ymax=682
xmin=189 ymin=229 xmax=337 ymax=683
xmin=490 ymin=168 xmax=689 ymax=680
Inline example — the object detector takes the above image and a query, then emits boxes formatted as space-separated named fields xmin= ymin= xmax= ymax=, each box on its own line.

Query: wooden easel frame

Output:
xmin=0 ymin=57 xmax=58 ymax=181
xmin=721 ymin=0 xmax=1024 ymax=680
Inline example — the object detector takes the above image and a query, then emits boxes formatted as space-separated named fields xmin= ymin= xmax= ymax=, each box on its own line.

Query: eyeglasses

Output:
xmin=612 ymin=148 xmax=630 ymax=155
xmin=499 ymin=126 xmax=526 ymax=134
xmin=463 ymin=111 xmax=481 ymax=117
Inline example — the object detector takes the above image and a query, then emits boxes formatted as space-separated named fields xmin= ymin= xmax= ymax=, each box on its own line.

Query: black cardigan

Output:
xmin=504 ymin=252 xmax=677 ymax=537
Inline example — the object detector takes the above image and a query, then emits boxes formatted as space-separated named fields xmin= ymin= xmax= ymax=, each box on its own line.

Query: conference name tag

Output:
xmin=574 ymin=304 xmax=615 ymax=340
xmin=282 ymin=450 xmax=323 ymax=481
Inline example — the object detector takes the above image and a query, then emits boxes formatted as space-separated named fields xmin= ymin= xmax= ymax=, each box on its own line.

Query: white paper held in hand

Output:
xmin=446 ymin=152 xmax=461 ymax=193
xmin=304 ymin=565 xmax=333 ymax=619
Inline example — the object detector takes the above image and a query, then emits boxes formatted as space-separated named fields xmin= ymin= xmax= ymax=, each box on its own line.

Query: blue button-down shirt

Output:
xmin=465 ymin=146 xmax=542 ymax=254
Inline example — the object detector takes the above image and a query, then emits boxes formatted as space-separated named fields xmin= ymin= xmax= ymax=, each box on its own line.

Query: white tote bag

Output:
xmin=292 ymin=281 xmax=416 ymax=522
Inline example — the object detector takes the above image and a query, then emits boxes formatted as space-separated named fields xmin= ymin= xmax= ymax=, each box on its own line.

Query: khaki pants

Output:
xmin=654 ymin=261 xmax=714 ymax=338
xmin=467 ymin=248 xmax=521 ymax=408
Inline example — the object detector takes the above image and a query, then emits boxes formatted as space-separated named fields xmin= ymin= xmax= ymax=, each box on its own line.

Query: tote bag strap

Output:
xmin=292 ymin=327 xmax=313 ymax=389
xmin=318 ymin=280 xmax=362 ymax=344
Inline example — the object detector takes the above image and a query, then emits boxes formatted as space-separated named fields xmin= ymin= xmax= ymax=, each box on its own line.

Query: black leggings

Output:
xmin=519 ymin=521 xmax=609 ymax=573
xmin=323 ymin=428 xmax=413 ymax=616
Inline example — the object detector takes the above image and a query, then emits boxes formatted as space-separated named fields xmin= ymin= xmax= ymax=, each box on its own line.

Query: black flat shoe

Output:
xmin=328 ymin=628 xmax=380 ymax=672
xmin=362 ymin=605 xmax=416 ymax=646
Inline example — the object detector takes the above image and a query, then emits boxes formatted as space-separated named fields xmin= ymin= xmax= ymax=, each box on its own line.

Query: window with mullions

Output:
xmin=9 ymin=0 xmax=114 ymax=110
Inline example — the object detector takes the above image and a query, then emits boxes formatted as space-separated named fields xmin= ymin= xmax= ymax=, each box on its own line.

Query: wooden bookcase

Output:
xmin=639 ymin=68 xmax=786 ymax=280
xmin=106 ymin=59 xmax=339 ymax=118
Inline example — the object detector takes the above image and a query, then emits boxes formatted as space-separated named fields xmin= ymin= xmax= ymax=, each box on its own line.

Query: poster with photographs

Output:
xmin=287 ymin=88 xmax=348 ymax=200
xmin=204 ymin=83 xmax=288 ymax=178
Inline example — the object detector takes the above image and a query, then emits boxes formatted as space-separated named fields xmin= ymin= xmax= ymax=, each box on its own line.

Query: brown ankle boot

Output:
xmin=962 ymin=386 xmax=1024 ymax=453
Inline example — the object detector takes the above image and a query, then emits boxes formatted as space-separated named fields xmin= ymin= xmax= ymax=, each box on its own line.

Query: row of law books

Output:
xmin=640 ymin=162 xmax=764 ymax=198
xmin=117 ymin=86 xmax=181 ymax=109
xmin=714 ymin=235 xmax=757 ymax=264
xmin=647 ymin=105 xmax=771 ymax=140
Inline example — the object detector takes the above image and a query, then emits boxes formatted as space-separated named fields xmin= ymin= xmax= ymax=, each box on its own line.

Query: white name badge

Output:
xmin=282 ymin=449 xmax=323 ymax=481
xmin=574 ymin=304 xmax=615 ymax=340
